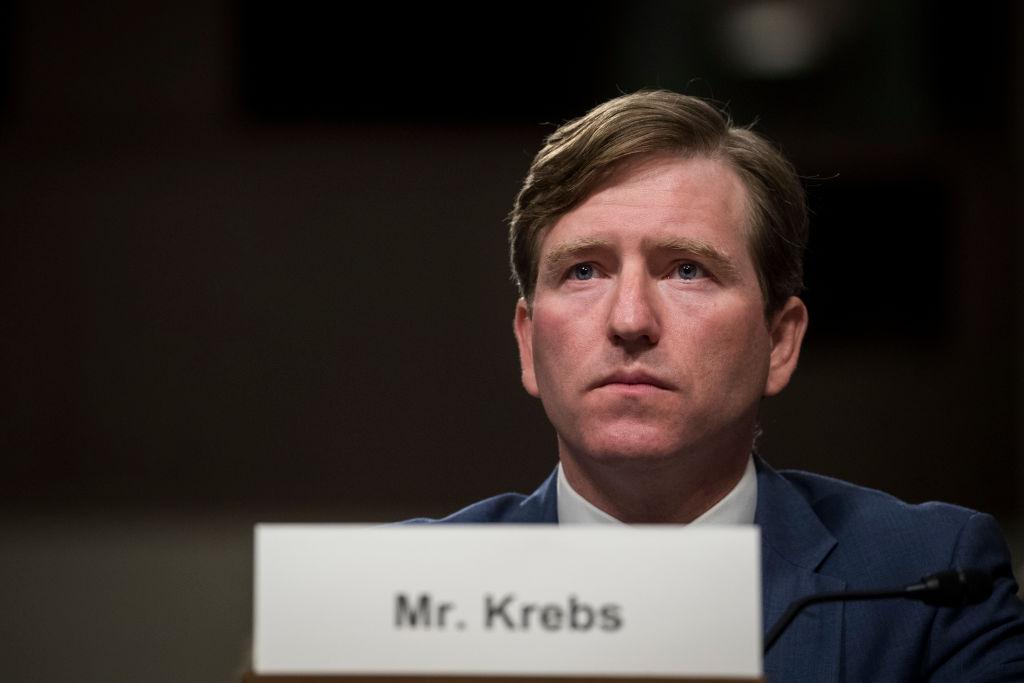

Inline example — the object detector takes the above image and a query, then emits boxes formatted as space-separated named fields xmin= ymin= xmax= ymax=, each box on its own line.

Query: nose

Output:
xmin=606 ymin=270 xmax=661 ymax=349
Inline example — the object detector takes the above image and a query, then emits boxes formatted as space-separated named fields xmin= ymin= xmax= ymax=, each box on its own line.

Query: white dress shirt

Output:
xmin=556 ymin=456 xmax=757 ymax=525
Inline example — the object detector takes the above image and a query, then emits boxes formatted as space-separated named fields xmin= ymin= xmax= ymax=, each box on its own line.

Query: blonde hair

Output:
xmin=509 ymin=90 xmax=807 ymax=315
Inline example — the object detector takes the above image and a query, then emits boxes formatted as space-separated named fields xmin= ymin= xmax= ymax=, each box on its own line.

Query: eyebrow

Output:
xmin=541 ymin=236 xmax=742 ymax=283
xmin=541 ymin=237 xmax=613 ymax=278
xmin=649 ymin=237 xmax=742 ymax=283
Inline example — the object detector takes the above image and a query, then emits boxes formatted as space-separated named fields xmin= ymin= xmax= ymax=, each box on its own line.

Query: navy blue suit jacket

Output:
xmin=411 ymin=458 xmax=1024 ymax=681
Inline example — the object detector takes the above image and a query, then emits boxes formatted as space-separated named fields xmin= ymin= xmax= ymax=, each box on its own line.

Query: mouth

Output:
xmin=593 ymin=370 xmax=676 ymax=392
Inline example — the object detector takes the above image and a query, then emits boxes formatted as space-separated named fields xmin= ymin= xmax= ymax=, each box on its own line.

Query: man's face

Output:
xmin=514 ymin=154 xmax=806 ymax=468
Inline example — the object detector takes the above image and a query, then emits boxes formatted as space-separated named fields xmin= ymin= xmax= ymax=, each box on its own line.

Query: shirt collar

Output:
xmin=556 ymin=456 xmax=758 ymax=525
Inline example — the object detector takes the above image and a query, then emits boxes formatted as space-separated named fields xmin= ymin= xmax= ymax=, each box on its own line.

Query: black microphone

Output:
xmin=764 ymin=569 xmax=993 ymax=654
xmin=904 ymin=569 xmax=993 ymax=606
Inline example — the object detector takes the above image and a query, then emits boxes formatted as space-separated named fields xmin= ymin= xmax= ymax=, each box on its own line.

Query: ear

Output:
xmin=764 ymin=296 xmax=808 ymax=397
xmin=514 ymin=298 xmax=540 ymax=397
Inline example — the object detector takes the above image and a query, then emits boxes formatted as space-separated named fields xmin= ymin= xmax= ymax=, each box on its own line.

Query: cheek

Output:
xmin=687 ymin=303 xmax=772 ymax=383
xmin=530 ymin=306 xmax=590 ymax=384
xmin=724 ymin=324 xmax=772 ymax=390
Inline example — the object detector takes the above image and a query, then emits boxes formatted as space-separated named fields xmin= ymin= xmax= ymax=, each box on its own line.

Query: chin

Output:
xmin=574 ymin=424 xmax=688 ymax=464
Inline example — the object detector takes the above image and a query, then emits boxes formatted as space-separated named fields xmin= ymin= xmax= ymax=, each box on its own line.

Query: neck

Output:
xmin=558 ymin=444 xmax=751 ymax=524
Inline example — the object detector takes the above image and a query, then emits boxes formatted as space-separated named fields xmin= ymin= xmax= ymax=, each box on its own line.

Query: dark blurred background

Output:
xmin=1 ymin=2 xmax=1021 ymax=681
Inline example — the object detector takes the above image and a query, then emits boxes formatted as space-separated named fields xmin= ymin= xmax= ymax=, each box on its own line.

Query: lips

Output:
xmin=593 ymin=370 xmax=676 ymax=391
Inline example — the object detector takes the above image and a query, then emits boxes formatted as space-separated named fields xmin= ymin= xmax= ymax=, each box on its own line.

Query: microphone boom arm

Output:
xmin=763 ymin=569 xmax=993 ymax=655
xmin=764 ymin=587 xmax=905 ymax=653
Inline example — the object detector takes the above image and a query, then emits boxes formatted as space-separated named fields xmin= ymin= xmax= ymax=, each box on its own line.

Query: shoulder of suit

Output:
xmin=774 ymin=467 xmax=988 ymax=574
xmin=399 ymin=468 xmax=558 ymax=524
xmin=777 ymin=467 xmax=978 ymax=528
xmin=400 ymin=492 xmax=534 ymax=524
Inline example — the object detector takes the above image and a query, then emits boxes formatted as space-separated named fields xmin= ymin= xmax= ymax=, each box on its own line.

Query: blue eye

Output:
xmin=570 ymin=263 xmax=595 ymax=280
xmin=676 ymin=262 xmax=705 ymax=280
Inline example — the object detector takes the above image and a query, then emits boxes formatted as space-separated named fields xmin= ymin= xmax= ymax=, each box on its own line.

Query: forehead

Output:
xmin=539 ymin=155 xmax=753 ymax=260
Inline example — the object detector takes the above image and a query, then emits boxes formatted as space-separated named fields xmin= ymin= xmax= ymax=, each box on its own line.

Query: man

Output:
xmin=412 ymin=90 xmax=1024 ymax=680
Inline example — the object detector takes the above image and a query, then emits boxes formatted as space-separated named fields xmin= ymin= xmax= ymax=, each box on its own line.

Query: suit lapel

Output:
xmin=755 ymin=457 xmax=845 ymax=681
xmin=509 ymin=468 xmax=559 ymax=523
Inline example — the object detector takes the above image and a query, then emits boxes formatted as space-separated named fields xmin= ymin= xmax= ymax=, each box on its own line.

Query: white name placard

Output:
xmin=254 ymin=525 xmax=761 ymax=678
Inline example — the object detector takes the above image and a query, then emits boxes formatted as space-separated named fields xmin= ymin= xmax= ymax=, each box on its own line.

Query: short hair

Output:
xmin=508 ymin=90 xmax=808 ymax=317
